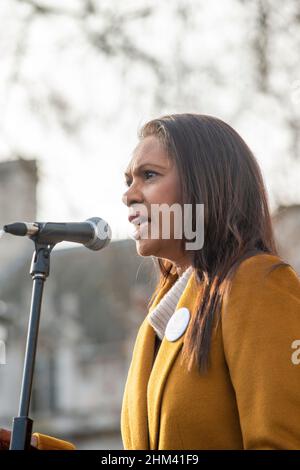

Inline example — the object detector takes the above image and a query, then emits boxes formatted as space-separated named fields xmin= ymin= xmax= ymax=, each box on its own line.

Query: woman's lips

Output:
xmin=131 ymin=219 xmax=151 ymax=240
xmin=130 ymin=215 xmax=150 ymax=226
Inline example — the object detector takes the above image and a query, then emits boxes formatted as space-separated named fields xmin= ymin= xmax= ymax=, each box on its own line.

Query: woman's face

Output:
xmin=122 ymin=135 xmax=191 ymax=271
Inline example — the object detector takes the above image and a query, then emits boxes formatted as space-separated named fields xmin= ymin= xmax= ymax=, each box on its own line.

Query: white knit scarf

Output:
xmin=147 ymin=266 xmax=193 ymax=340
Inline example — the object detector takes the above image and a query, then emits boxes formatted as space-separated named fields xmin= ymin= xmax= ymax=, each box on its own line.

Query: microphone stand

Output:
xmin=10 ymin=239 xmax=55 ymax=450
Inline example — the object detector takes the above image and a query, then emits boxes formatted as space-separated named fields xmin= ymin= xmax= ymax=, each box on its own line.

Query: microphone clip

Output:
xmin=30 ymin=240 xmax=55 ymax=280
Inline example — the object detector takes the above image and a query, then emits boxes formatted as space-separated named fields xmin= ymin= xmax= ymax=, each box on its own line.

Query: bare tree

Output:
xmin=239 ymin=0 xmax=300 ymax=159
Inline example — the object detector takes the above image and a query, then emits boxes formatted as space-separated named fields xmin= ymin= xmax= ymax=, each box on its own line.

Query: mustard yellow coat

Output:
xmin=120 ymin=254 xmax=300 ymax=450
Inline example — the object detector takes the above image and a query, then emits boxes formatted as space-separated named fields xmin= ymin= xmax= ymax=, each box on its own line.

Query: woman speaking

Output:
xmin=120 ymin=113 xmax=300 ymax=450
xmin=1 ymin=113 xmax=300 ymax=450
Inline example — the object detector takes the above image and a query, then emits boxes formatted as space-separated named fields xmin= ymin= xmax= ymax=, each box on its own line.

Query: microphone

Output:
xmin=3 ymin=217 xmax=112 ymax=251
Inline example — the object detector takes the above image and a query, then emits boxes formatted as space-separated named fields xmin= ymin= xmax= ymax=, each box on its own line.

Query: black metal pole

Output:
xmin=10 ymin=242 xmax=54 ymax=450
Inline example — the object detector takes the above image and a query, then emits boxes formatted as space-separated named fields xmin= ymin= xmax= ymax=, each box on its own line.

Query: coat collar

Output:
xmin=121 ymin=268 xmax=204 ymax=449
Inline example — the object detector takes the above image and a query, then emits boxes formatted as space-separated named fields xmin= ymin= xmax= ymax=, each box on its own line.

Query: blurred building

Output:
xmin=272 ymin=205 xmax=300 ymax=275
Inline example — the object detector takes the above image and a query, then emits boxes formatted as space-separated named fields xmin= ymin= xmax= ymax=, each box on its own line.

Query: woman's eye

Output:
xmin=124 ymin=170 xmax=157 ymax=187
xmin=144 ymin=170 xmax=157 ymax=180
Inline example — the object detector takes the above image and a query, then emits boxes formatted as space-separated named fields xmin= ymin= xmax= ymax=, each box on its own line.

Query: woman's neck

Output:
xmin=167 ymin=254 xmax=193 ymax=277
xmin=174 ymin=262 xmax=192 ymax=277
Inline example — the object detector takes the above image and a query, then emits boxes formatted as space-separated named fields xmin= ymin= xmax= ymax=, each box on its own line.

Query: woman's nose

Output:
xmin=122 ymin=184 xmax=143 ymax=207
xmin=121 ymin=191 xmax=129 ymax=206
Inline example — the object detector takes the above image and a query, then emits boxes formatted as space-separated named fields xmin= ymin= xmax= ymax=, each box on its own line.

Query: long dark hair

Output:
xmin=138 ymin=113 xmax=287 ymax=374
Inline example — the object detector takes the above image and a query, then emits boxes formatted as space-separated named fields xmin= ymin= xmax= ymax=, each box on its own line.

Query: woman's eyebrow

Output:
xmin=124 ymin=162 xmax=166 ymax=178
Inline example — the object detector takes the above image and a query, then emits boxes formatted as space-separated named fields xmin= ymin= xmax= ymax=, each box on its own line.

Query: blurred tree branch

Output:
xmin=238 ymin=0 xmax=300 ymax=159
xmin=2 ymin=0 xmax=300 ymax=163
xmin=15 ymin=0 xmax=161 ymax=69
xmin=5 ymin=0 xmax=166 ymax=136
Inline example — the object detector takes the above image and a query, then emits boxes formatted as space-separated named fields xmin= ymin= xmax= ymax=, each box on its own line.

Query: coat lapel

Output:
xmin=121 ymin=272 xmax=178 ymax=449
xmin=120 ymin=269 xmax=203 ymax=450
xmin=147 ymin=270 xmax=202 ymax=449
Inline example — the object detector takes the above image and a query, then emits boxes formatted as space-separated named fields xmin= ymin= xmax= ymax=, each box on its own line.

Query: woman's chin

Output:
xmin=135 ymin=238 xmax=159 ymax=257
xmin=130 ymin=221 xmax=161 ymax=256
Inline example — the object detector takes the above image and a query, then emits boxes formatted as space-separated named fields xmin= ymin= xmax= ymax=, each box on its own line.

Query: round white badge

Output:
xmin=165 ymin=307 xmax=190 ymax=342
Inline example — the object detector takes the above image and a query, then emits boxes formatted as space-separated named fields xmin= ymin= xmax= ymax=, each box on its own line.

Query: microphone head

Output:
xmin=84 ymin=217 xmax=112 ymax=251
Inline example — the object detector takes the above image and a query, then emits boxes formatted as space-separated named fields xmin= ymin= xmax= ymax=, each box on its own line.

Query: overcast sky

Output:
xmin=0 ymin=0 xmax=299 ymax=247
